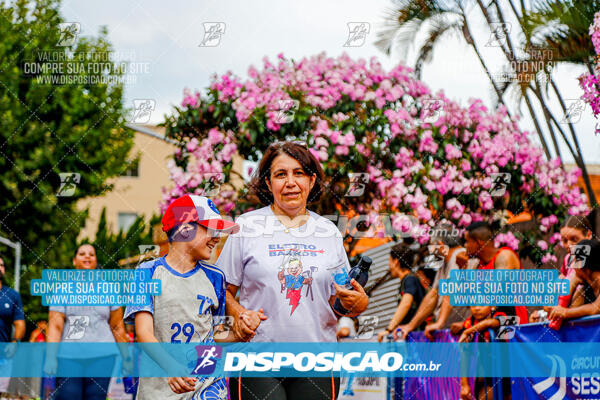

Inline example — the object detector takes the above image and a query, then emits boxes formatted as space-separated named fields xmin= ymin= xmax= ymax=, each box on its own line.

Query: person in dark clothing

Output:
xmin=377 ymin=243 xmax=425 ymax=342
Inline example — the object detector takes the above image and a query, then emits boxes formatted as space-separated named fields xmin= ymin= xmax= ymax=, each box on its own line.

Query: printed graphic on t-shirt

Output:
xmin=65 ymin=315 xmax=89 ymax=339
xmin=268 ymin=243 xmax=325 ymax=257
xmin=276 ymin=253 xmax=318 ymax=315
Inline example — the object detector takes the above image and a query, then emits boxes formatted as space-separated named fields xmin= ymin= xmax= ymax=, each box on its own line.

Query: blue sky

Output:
xmin=60 ymin=0 xmax=600 ymax=164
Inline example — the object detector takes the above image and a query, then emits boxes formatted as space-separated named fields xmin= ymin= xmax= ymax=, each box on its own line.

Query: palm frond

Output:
xmin=375 ymin=0 xmax=460 ymax=59
xmin=414 ymin=15 xmax=463 ymax=78
xmin=522 ymin=0 xmax=599 ymax=64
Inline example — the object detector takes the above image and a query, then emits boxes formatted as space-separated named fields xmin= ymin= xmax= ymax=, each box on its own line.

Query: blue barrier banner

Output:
xmin=2 ymin=339 xmax=600 ymax=378
xmin=404 ymin=330 xmax=461 ymax=399
xmin=510 ymin=315 xmax=600 ymax=399
xmin=30 ymin=269 xmax=161 ymax=306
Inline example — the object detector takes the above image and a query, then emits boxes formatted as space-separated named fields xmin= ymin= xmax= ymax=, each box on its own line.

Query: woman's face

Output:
xmin=388 ymin=256 xmax=401 ymax=278
xmin=464 ymin=233 xmax=482 ymax=257
xmin=266 ymin=153 xmax=316 ymax=214
xmin=560 ymin=226 xmax=591 ymax=254
xmin=73 ymin=244 xmax=97 ymax=270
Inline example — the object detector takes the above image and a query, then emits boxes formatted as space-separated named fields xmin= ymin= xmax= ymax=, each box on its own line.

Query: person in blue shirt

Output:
xmin=0 ymin=256 xmax=25 ymax=395
xmin=0 ymin=256 xmax=25 ymax=347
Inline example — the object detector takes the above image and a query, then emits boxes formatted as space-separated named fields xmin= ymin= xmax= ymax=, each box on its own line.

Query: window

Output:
xmin=121 ymin=158 xmax=139 ymax=177
xmin=118 ymin=212 xmax=138 ymax=232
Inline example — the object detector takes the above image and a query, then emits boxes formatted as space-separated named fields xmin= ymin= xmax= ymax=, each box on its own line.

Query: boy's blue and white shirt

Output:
xmin=124 ymin=256 xmax=227 ymax=400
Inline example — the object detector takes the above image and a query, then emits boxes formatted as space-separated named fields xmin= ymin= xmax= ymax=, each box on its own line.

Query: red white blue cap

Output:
xmin=161 ymin=195 xmax=239 ymax=234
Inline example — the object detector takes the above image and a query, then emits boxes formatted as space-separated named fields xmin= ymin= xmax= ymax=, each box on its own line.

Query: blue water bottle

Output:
xmin=332 ymin=256 xmax=372 ymax=315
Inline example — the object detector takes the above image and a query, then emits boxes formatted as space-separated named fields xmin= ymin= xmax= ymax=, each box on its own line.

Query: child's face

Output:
xmin=470 ymin=306 xmax=492 ymax=320
xmin=183 ymin=224 xmax=220 ymax=260
xmin=560 ymin=227 xmax=591 ymax=253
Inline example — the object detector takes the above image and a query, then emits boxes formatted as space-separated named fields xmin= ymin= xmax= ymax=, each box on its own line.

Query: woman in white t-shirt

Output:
xmin=217 ymin=141 xmax=369 ymax=400
xmin=45 ymin=244 xmax=132 ymax=400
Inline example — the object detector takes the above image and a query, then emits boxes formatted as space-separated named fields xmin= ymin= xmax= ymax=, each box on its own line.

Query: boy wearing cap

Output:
xmin=124 ymin=195 xmax=239 ymax=399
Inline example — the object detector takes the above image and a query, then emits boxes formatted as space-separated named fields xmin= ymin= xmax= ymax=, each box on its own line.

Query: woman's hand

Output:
xmin=450 ymin=321 xmax=463 ymax=336
xmin=334 ymin=279 xmax=369 ymax=316
xmin=122 ymin=356 xmax=134 ymax=376
xmin=234 ymin=308 xmax=267 ymax=341
xmin=458 ymin=328 xmax=473 ymax=343
xmin=43 ymin=356 xmax=57 ymax=376
xmin=424 ymin=322 xmax=442 ymax=341
xmin=4 ymin=342 xmax=17 ymax=358
xmin=168 ymin=377 xmax=197 ymax=394
xmin=549 ymin=306 xmax=567 ymax=321
xmin=377 ymin=329 xmax=390 ymax=343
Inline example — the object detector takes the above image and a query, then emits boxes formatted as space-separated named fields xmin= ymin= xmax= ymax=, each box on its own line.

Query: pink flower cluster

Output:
xmin=592 ymin=12 xmax=600 ymax=58
xmin=539 ymin=214 xmax=558 ymax=232
xmin=163 ymin=53 xmax=589 ymax=257
xmin=541 ymin=253 xmax=558 ymax=264
xmin=162 ymin=128 xmax=237 ymax=213
xmin=181 ymin=88 xmax=201 ymax=108
xmin=579 ymin=12 xmax=600 ymax=134
xmin=494 ymin=232 xmax=520 ymax=251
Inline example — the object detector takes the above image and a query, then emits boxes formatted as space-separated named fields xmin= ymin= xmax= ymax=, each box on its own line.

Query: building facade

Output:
xmin=77 ymin=124 xmax=176 ymax=240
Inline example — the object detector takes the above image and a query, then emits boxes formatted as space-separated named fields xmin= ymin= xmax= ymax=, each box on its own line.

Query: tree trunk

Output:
xmin=548 ymin=74 xmax=598 ymax=205
xmin=523 ymin=92 xmax=551 ymax=159
xmin=460 ymin=13 xmax=511 ymax=115
xmin=503 ymin=0 xmax=597 ymax=206
xmin=532 ymin=83 xmax=562 ymax=160
xmin=477 ymin=0 xmax=554 ymax=158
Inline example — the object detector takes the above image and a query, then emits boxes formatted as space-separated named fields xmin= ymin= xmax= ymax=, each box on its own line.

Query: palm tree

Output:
xmin=522 ymin=0 xmax=599 ymax=71
xmin=376 ymin=0 xmax=598 ymax=206
xmin=475 ymin=0 xmax=598 ymax=206
xmin=375 ymin=0 xmax=511 ymax=112
xmin=375 ymin=0 xmax=553 ymax=159
xmin=519 ymin=0 xmax=600 ymax=205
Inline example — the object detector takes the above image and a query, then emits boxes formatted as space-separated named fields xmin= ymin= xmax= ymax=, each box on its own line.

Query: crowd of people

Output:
xmin=362 ymin=214 xmax=600 ymax=345
xmin=0 ymin=140 xmax=598 ymax=400
xmin=358 ymin=213 xmax=599 ymax=399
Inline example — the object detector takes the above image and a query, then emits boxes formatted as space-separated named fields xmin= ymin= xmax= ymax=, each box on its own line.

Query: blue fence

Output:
xmin=402 ymin=315 xmax=600 ymax=399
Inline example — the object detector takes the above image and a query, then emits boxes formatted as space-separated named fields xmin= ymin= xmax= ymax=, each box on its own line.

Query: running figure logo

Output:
xmin=489 ymin=173 xmax=511 ymax=196
xmin=65 ymin=315 xmax=89 ymax=340
xmin=199 ymin=23 xmax=226 ymax=47
xmin=57 ymin=173 xmax=81 ymax=197
xmin=277 ymin=256 xmax=315 ymax=315
xmin=344 ymin=23 xmax=370 ymax=47
xmin=57 ymin=22 xmax=80 ymax=46
xmin=191 ymin=345 xmax=222 ymax=375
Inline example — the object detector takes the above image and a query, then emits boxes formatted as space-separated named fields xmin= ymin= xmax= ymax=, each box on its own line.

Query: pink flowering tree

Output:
xmin=161 ymin=53 xmax=588 ymax=265
xmin=579 ymin=11 xmax=600 ymax=134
